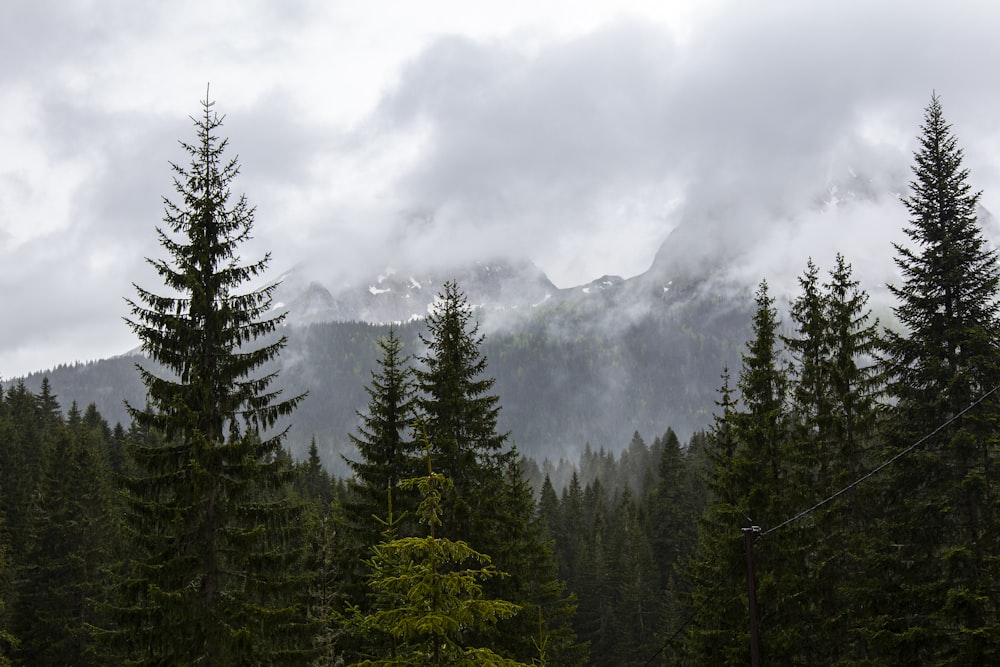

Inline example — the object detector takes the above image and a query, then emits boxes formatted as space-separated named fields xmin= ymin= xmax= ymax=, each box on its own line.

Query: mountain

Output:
xmin=4 ymin=163 xmax=968 ymax=473
xmin=274 ymin=258 xmax=558 ymax=326
xmin=11 ymin=242 xmax=751 ymax=474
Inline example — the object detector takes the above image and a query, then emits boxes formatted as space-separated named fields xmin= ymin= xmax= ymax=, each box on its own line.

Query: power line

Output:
xmin=643 ymin=383 xmax=1000 ymax=665
xmin=760 ymin=382 xmax=1000 ymax=538
xmin=642 ymin=548 xmax=748 ymax=666
xmin=641 ymin=604 xmax=700 ymax=666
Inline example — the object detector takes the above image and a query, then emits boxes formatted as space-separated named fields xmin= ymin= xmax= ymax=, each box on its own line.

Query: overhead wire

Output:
xmin=760 ymin=381 xmax=1000 ymax=538
xmin=642 ymin=381 xmax=1000 ymax=665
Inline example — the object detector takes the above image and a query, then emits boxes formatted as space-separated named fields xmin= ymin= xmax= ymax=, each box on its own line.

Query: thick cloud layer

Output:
xmin=3 ymin=1 xmax=1000 ymax=376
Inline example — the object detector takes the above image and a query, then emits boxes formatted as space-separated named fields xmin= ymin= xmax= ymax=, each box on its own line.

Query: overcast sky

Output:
xmin=4 ymin=0 xmax=1000 ymax=377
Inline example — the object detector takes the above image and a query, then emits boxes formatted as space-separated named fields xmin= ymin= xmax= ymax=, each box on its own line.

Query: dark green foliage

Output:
xmin=870 ymin=94 xmax=1000 ymax=663
xmin=0 ymin=532 xmax=14 ymax=667
xmin=680 ymin=259 xmax=885 ymax=664
xmin=414 ymin=280 xmax=509 ymax=537
xmin=12 ymin=402 xmax=121 ymax=666
xmin=118 ymin=93 xmax=311 ymax=665
xmin=0 ymin=381 xmax=49 ymax=564
xmin=17 ymin=289 xmax=752 ymax=467
xmin=646 ymin=428 xmax=698 ymax=590
xmin=344 ymin=327 xmax=420 ymax=547
xmin=0 ymin=385 xmax=125 ymax=665
xmin=682 ymin=281 xmax=815 ymax=664
xmin=601 ymin=490 xmax=662 ymax=665
xmin=349 ymin=453 xmax=528 ymax=666
xmin=534 ymin=429 xmax=715 ymax=667
xmin=338 ymin=328 xmax=421 ymax=660
xmin=302 ymin=497 xmax=344 ymax=666
xmin=780 ymin=255 xmax=883 ymax=663
xmin=299 ymin=437 xmax=334 ymax=507
xmin=412 ymin=281 xmax=584 ymax=664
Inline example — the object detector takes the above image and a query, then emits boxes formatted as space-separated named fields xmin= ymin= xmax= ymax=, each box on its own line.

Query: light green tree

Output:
xmin=350 ymin=446 xmax=529 ymax=666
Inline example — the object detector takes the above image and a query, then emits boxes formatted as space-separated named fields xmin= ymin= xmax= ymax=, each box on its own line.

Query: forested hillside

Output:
xmin=2 ymin=94 xmax=999 ymax=665
xmin=15 ymin=288 xmax=751 ymax=471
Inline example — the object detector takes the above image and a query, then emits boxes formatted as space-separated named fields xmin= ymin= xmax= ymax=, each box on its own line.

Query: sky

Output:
xmin=4 ymin=0 xmax=1000 ymax=377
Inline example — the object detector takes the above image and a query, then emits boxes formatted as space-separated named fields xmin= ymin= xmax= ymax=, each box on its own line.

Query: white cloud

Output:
xmin=3 ymin=0 xmax=1000 ymax=376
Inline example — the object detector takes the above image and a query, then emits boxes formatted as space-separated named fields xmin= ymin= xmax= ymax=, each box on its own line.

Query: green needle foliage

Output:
xmin=345 ymin=326 xmax=421 ymax=557
xmin=871 ymin=94 xmax=1000 ymax=664
xmin=350 ymin=447 xmax=528 ymax=667
xmin=117 ymin=91 xmax=310 ymax=665
xmin=413 ymin=281 xmax=584 ymax=663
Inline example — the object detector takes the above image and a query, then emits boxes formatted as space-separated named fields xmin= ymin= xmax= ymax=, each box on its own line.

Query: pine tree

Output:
xmin=12 ymin=403 xmax=120 ymax=665
xmin=683 ymin=282 xmax=802 ymax=663
xmin=349 ymin=450 xmax=528 ymax=666
xmin=414 ymin=280 xmax=509 ymax=541
xmin=603 ymin=489 xmax=662 ymax=666
xmin=0 ymin=509 xmax=16 ymax=666
xmin=345 ymin=326 xmax=419 ymax=545
xmin=784 ymin=259 xmax=832 ymax=488
xmin=0 ymin=381 xmax=47 ymax=564
xmin=413 ymin=281 xmax=583 ymax=663
xmin=298 ymin=437 xmax=333 ymax=507
xmin=770 ymin=256 xmax=884 ymax=663
xmin=118 ymin=92 xmax=310 ymax=665
xmin=645 ymin=428 xmax=695 ymax=591
xmin=303 ymin=497 xmax=344 ymax=667
xmin=871 ymin=94 xmax=1000 ymax=663
xmin=557 ymin=471 xmax=585 ymax=589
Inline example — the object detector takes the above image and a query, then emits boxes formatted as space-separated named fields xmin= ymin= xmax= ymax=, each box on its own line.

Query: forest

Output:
xmin=1 ymin=92 xmax=999 ymax=665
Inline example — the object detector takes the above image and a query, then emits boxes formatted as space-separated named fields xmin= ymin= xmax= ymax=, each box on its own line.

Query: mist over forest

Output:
xmin=9 ymin=0 xmax=1000 ymax=663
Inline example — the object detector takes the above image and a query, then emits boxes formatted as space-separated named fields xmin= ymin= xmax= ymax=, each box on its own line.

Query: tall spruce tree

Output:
xmin=414 ymin=281 xmax=583 ymax=664
xmin=414 ymin=280 xmax=509 ymax=540
xmin=872 ymin=94 xmax=1000 ymax=663
xmin=340 ymin=327 xmax=420 ymax=660
xmin=778 ymin=255 xmax=882 ymax=663
xmin=683 ymin=282 xmax=801 ymax=663
xmin=345 ymin=326 xmax=420 ymax=544
xmin=119 ymin=92 xmax=309 ymax=665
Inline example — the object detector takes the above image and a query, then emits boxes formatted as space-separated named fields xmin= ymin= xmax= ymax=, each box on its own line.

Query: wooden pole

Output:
xmin=743 ymin=520 xmax=762 ymax=667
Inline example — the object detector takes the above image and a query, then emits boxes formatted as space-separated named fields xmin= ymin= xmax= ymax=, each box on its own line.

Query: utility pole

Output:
xmin=743 ymin=519 xmax=762 ymax=667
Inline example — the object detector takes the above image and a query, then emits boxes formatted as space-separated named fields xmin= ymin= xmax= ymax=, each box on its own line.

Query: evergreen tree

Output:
xmin=303 ymin=498 xmax=344 ymax=667
xmin=603 ymin=489 xmax=662 ymax=666
xmin=780 ymin=255 xmax=883 ymax=663
xmin=784 ymin=258 xmax=832 ymax=486
xmin=414 ymin=280 xmax=509 ymax=540
xmin=0 ymin=381 xmax=47 ymax=564
xmin=645 ymin=428 xmax=695 ymax=591
xmin=338 ymin=327 xmax=420 ymax=660
xmin=871 ymin=94 xmax=1000 ymax=663
xmin=299 ymin=437 xmax=333 ymax=507
xmin=118 ymin=92 xmax=310 ymax=665
xmin=572 ymin=479 xmax=611 ymax=662
xmin=349 ymin=452 xmax=528 ymax=666
xmin=12 ymin=403 xmax=120 ymax=665
xmin=557 ymin=471 xmax=585 ymax=590
xmin=823 ymin=253 xmax=882 ymax=468
xmin=683 ymin=282 xmax=801 ymax=663
xmin=345 ymin=326 xmax=419 ymax=544
xmin=0 ymin=511 xmax=16 ymax=666
xmin=478 ymin=457 xmax=586 ymax=665
xmin=537 ymin=474 xmax=560 ymax=544
xmin=413 ymin=281 xmax=582 ymax=663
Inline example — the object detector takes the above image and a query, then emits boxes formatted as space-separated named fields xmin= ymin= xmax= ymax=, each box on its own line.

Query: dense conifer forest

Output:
xmin=1 ymin=94 xmax=999 ymax=665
